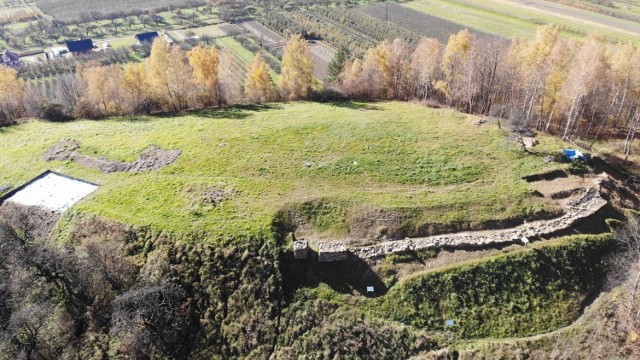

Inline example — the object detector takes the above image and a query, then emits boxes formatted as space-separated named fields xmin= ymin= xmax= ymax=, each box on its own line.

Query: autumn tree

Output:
xmin=279 ymin=34 xmax=315 ymax=100
xmin=338 ymin=59 xmax=364 ymax=99
xmin=389 ymin=38 xmax=412 ymax=99
xmin=244 ymin=53 xmax=276 ymax=104
xmin=361 ymin=40 xmax=392 ymax=99
xmin=0 ymin=66 xmax=25 ymax=125
xmin=439 ymin=29 xmax=472 ymax=107
xmin=77 ymin=63 xmax=126 ymax=118
xmin=147 ymin=37 xmax=172 ymax=109
xmin=147 ymin=38 xmax=194 ymax=112
xmin=559 ymin=36 xmax=609 ymax=140
xmin=410 ymin=37 xmax=441 ymax=100
xmin=187 ymin=45 xmax=220 ymax=107
xmin=122 ymin=62 xmax=154 ymax=114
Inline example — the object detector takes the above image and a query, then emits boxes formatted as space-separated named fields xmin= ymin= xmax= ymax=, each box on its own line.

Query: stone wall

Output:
xmin=351 ymin=187 xmax=608 ymax=259
xmin=318 ymin=242 xmax=348 ymax=262
xmin=291 ymin=185 xmax=609 ymax=261
xmin=293 ymin=240 xmax=309 ymax=259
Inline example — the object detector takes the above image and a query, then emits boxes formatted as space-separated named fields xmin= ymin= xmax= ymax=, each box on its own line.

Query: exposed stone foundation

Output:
xmin=318 ymin=242 xmax=348 ymax=262
xmin=351 ymin=187 xmax=607 ymax=259
xmin=293 ymin=240 xmax=309 ymax=259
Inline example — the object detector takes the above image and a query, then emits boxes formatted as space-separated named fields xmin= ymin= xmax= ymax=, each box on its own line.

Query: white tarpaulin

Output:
xmin=6 ymin=173 xmax=98 ymax=211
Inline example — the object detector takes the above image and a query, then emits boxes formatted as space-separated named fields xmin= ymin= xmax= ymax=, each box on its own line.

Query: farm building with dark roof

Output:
xmin=135 ymin=31 xmax=159 ymax=44
xmin=65 ymin=39 xmax=95 ymax=55
xmin=0 ymin=50 xmax=20 ymax=67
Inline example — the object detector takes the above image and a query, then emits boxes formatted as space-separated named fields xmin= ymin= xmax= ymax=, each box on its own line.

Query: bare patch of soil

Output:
xmin=185 ymin=186 xmax=237 ymax=207
xmin=530 ymin=175 xmax=590 ymax=198
xmin=41 ymin=139 xmax=79 ymax=161
xmin=43 ymin=142 xmax=181 ymax=173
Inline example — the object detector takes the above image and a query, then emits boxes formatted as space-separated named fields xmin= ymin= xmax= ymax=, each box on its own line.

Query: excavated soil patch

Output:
xmin=185 ymin=187 xmax=238 ymax=208
xmin=523 ymin=169 xmax=568 ymax=182
xmin=530 ymin=175 xmax=590 ymax=199
xmin=43 ymin=141 xmax=182 ymax=173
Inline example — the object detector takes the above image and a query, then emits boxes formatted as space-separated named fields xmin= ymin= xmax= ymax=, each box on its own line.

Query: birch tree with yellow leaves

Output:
xmin=279 ymin=34 xmax=314 ymax=101
xmin=188 ymin=45 xmax=220 ymax=107
xmin=244 ymin=53 xmax=275 ymax=104
xmin=0 ymin=66 xmax=25 ymax=125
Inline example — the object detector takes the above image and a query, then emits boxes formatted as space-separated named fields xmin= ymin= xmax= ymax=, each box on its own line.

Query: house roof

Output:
xmin=66 ymin=39 xmax=94 ymax=53
xmin=0 ymin=50 xmax=20 ymax=64
xmin=135 ymin=32 xmax=159 ymax=43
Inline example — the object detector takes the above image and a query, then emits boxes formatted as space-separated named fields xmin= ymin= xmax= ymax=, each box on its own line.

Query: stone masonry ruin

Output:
xmin=298 ymin=178 xmax=609 ymax=262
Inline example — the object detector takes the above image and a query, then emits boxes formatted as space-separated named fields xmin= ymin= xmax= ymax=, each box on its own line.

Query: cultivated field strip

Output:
xmin=35 ymin=0 xmax=200 ymax=21
xmin=238 ymin=19 xmax=334 ymax=80
xmin=357 ymin=2 xmax=487 ymax=43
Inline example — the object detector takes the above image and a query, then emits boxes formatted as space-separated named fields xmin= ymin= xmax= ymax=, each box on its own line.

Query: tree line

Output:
xmin=0 ymin=33 xmax=314 ymax=123
xmin=335 ymin=25 xmax=640 ymax=158
xmin=2 ymin=25 xmax=640 ymax=156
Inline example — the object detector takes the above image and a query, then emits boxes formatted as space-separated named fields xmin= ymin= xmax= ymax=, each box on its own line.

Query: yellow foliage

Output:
xmin=442 ymin=29 xmax=471 ymax=74
xmin=244 ymin=53 xmax=275 ymax=104
xmin=187 ymin=45 xmax=220 ymax=106
xmin=279 ymin=34 xmax=315 ymax=101
xmin=0 ymin=66 xmax=24 ymax=99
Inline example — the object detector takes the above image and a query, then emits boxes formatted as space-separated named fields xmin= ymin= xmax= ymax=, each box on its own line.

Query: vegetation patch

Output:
xmin=373 ymin=234 xmax=616 ymax=338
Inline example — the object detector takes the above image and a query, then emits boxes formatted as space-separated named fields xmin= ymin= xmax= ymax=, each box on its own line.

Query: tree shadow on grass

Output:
xmin=195 ymin=103 xmax=285 ymax=120
xmin=329 ymin=101 xmax=383 ymax=111
xmin=112 ymin=104 xmax=285 ymax=123
xmin=281 ymin=249 xmax=387 ymax=301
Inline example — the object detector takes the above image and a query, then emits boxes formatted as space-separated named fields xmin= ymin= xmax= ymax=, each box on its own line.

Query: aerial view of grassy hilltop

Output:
xmin=1 ymin=0 xmax=640 ymax=359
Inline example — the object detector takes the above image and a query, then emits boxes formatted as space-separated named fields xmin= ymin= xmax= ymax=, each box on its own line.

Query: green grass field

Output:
xmin=406 ymin=0 xmax=640 ymax=43
xmin=0 ymin=102 xmax=569 ymax=244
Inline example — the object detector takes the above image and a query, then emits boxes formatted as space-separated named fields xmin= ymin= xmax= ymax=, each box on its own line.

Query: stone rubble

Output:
xmin=350 ymin=187 xmax=607 ymax=259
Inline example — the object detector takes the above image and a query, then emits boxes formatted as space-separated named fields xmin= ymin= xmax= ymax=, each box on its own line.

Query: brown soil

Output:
xmin=185 ymin=187 xmax=237 ymax=207
xmin=530 ymin=173 xmax=596 ymax=209
xmin=43 ymin=141 xmax=181 ymax=173
xmin=373 ymin=244 xmax=522 ymax=282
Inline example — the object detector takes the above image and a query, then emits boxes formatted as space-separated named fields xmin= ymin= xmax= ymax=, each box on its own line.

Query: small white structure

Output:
xmin=520 ymin=236 xmax=530 ymax=246
xmin=5 ymin=172 xmax=98 ymax=211
xmin=366 ymin=286 xmax=375 ymax=294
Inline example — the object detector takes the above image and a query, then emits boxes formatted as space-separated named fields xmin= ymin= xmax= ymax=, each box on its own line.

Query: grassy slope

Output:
xmin=0 ymin=102 xmax=567 ymax=244
xmin=371 ymin=234 xmax=616 ymax=338
xmin=406 ymin=0 xmax=640 ymax=42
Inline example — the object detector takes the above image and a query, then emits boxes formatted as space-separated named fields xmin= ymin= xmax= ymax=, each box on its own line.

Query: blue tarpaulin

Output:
xmin=563 ymin=149 xmax=588 ymax=161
